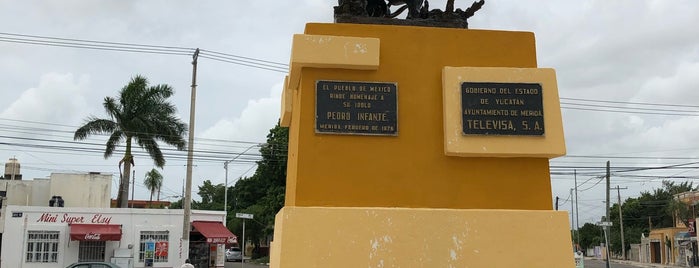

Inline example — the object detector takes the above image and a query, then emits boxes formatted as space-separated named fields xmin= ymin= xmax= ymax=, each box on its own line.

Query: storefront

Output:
xmin=1 ymin=205 xmax=236 ymax=268
xmin=188 ymin=221 xmax=237 ymax=267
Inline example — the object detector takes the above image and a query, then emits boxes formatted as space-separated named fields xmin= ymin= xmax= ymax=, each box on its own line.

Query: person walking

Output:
xmin=181 ymin=259 xmax=195 ymax=268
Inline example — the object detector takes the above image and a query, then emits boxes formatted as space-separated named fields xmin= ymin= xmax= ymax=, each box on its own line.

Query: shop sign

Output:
xmin=207 ymin=237 xmax=228 ymax=244
xmin=145 ymin=240 xmax=155 ymax=259
xmin=689 ymin=219 xmax=696 ymax=237
xmin=84 ymin=232 xmax=101 ymax=240
xmin=35 ymin=213 xmax=112 ymax=224
xmin=156 ymin=241 xmax=168 ymax=257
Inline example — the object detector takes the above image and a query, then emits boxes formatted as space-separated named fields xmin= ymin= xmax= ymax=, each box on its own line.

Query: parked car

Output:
xmin=226 ymin=247 xmax=243 ymax=262
xmin=66 ymin=262 xmax=121 ymax=268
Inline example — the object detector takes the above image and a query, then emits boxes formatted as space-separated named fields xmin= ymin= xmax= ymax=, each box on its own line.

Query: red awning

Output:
xmin=70 ymin=224 xmax=122 ymax=241
xmin=192 ymin=221 xmax=237 ymax=244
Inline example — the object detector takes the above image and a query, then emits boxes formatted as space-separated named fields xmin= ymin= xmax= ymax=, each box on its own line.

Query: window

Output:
xmin=26 ymin=230 xmax=59 ymax=263
xmin=139 ymin=231 xmax=168 ymax=262
xmin=78 ymin=241 xmax=106 ymax=262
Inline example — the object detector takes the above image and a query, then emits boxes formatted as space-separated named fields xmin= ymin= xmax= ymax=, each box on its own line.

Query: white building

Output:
xmin=0 ymin=169 xmax=236 ymax=268
xmin=2 ymin=205 xmax=235 ymax=268
xmin=0 ymin=172 xmax=113 ymax=235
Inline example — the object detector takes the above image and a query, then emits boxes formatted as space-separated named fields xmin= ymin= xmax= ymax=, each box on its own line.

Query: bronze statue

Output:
xmin=335 ymin=0 xmax=485 ymax=28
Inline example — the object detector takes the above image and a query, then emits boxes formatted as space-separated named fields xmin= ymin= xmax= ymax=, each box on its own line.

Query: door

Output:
xmin=651 ymin=241 xmax=661 ymax=263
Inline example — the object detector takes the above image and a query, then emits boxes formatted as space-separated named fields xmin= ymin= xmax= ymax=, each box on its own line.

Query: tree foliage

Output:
xmin=189 ymin=123 xmax=288 ymax=254
xmin=228 ymin=123 xmax=288 ymax=253
xmin=193 ymin=180 xmax=225 ymax=211
xmin=74 ymin=75 xmax=187 ymax=208
xmin=144 ymin=168 xmax=163 ymax=203
xmin=580 ymin=180 xmax=697 ymax=255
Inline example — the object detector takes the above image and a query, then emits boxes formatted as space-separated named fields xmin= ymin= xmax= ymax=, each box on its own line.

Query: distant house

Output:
xmin=110 ymin=199 xmax=171 ymax=208
xmin=639 ymin=191 xmax=699 ymax=266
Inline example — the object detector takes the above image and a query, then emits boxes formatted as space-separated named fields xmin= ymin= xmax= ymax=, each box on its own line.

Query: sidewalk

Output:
xmin=587 ymin=257 xmax=691 ymax=268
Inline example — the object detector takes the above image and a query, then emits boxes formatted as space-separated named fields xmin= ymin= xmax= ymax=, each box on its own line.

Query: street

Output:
xmin=225 ymin=261 xmax=268 ymax=268
xmin=584 ymin=259 xmax=644 ymax=268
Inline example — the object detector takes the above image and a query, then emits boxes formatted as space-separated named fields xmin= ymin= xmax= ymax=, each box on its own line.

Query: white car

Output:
xmin=226 ymin=247 xmax=243 ymax=262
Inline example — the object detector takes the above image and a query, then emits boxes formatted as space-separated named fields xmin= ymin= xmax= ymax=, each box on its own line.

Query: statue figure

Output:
xmin=335 ymin=0 xmax=485 ymax=28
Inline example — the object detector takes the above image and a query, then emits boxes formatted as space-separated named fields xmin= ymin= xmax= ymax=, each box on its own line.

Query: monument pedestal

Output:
xmin=272 ymin=207 xmax=574 ymax=267
xmin=273 ymin=23 xmax=572 ymax=267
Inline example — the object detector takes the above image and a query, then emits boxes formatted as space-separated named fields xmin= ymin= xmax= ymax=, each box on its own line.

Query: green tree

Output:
xmin=74 ymin=75 xmax=187 ymax=208
xmin=170 ymin=198 xmax=182 ymax=209
xmin=662 ymin=181 xmax=696 ymax=227
xmin=144 ymin=168 xmax=164 ymax=205
xmin=578 ymin=222 xmax=603 ymax=250
xmin=601 ymin=180 xmax=696 ymax=255
xmin=193 ymin=180 xmax=225 ymax=211
xmin=229 ymin=123 xmax=288 ymax=251
xmin=577 ymin=180 xmax=697 ymax=255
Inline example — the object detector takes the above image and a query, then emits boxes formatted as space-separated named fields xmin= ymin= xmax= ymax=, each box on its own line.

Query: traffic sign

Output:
xmin=596 ymin=221 xmax=613 ymax=227
xmin=236 ymin=213 xmax=254 ymax=219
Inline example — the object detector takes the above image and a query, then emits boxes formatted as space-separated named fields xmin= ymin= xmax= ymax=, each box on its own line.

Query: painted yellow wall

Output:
xmin=648 ymin=227 xmax=687 ymax=264
xmin=271 ymin=206 xmax=575 ymax=268
xmin=285 ymin=23 xmax=554 ymax=210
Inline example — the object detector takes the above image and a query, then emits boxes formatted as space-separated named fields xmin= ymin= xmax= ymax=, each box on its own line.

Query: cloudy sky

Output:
xmin=1 ymin=1 xmax=698 ymax=227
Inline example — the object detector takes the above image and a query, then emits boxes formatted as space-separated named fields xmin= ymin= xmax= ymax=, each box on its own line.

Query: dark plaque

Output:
xmin=461 ymin=82 xmax=544 ymax=136
xmin=316 ymin=80 xmax=397 ymax=136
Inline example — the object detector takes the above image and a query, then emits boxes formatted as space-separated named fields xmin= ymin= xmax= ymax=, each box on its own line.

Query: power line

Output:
xmin=198 ymin=54 xmax=287 ymax=73
xmin=564 ymin=155 xmax=699 ymax=160
xmin=561 ymin=102 xmax=699 ymax=114
xmin=6 ymin=32 xmax=699 ymax=118
xmin=0 ymin=32 xmax=194 ymax=51
xmin=0 ymin=117 xmax=274 ymax=147
xmin=0 ymin=36 xmax=193 ymax=56
xmin=561 ymin=97 xmax=699 ymax=109
xmin=199 ymin=49 xmax=288 ymax=67
xmin=0 ymin=32 xmax=289 ymax=72
xmin=561 ymin=106 xmax=699 ymax=117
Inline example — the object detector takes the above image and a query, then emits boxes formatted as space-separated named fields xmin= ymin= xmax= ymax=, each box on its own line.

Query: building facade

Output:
xmin=0 ymin=169 xmax=236 ymax=268
xmin=1 ymin=205 xmax=235 ymax=268
xmin=0 ymin=172 xmax=112 ymax=235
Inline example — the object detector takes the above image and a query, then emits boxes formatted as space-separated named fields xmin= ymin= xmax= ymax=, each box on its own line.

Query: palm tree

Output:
xmin=144 ymin=168 xmax=164 ymax=206
xmin=74 ymin=75 xmax=187 ymax=208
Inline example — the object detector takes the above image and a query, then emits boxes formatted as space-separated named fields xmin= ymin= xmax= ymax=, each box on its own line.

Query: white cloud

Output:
xmin=1 ymin=73 xmax=90 ymax=125
xmin=199 ymin=80 xmax=284 ymax=143
xmin=634 ymin=61 xmax=699 ymax=104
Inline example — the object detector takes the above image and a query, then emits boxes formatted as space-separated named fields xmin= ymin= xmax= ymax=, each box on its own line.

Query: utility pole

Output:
xmin=182 ymin=48 xmax=200 ymax=253
xmin=606 ymin=161 xmax=610 ymax=222
xmin=570 ymin=188 xmax=575 ymax=246
xmin=574 ymin=169 xmax=580 ymax=248
xmin=570 ymin=188 xmax=577 ymax=248
xmin=616 ymin=185 xmax=628 ymax=260
xmin=605 ymin=161 xmax=611 ymax=268
xmin=223 ymin=144 xmax=263 ymax=227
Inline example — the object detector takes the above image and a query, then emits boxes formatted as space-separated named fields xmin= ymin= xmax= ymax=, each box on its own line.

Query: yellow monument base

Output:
xmin=273 ymin=23 xmax=572 ymax=267
xmin=271 ymin=207 xmax=574 ymax=267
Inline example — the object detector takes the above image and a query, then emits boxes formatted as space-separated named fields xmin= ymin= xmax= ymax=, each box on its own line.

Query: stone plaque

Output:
xmin=316 ymin=80 xmax=397 ymax=136
xmin=461 ymin=82 xmax=544 ymax=136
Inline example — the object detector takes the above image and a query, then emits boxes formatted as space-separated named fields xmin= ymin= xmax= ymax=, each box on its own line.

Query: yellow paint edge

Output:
xmin=271 ymin=206 xmax=575 ymax=268
xmin=288 ymin=34 xmax=380 ymax=92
